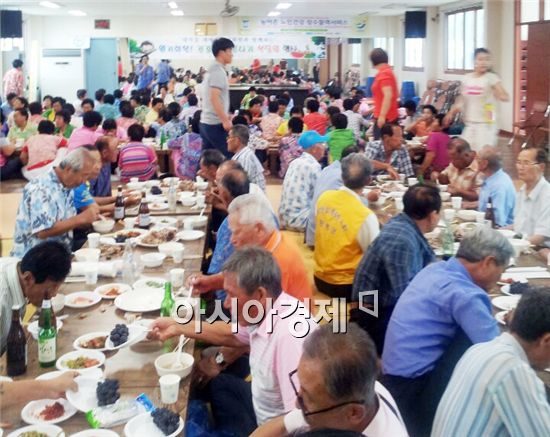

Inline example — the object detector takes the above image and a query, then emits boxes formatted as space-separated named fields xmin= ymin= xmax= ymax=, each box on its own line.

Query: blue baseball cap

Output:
xmin=298 ymin=130 xmax=329 ymax=149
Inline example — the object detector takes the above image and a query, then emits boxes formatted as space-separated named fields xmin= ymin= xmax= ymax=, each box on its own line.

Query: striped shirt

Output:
xmin=232 ymin=146 xmax=266 ymax=191
xmin=118 ymin=142 xmax=157 ymax=182
xmin=431 ymin=333 xmax=550 ymax=437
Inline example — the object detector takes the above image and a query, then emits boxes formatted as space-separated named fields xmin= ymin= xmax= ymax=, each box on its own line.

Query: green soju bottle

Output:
xmin=38 ymin=299 xmax=56 ymax=368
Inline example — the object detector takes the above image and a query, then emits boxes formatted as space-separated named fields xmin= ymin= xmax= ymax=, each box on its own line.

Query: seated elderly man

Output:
xmin=381 ymin=228 xmax=514 ymax=437
xmin=252 ymin=324 xmax=408 ymax=437
xmin=228 ymin=124 xmax=266 ymax=191
xmin=364 ymin=123 xmax=413 ymax=179
xmin=514 ymin=147 xmax=550 ymax=249
xmin=314 ymin=153 xmax=379 ymax=300
xmin=279 ymin=131 xmax=326 ymax=231
xmin=198 ymin=149 xmax=226 ymax=183
xmin=89 ymin=136 xmax=119 ymax=197
xmin=305 ymin=145 xmax=361 ymax=247
xmin=11 ymin=148 xmax=100 ymax=258
xmin=192 ymin=192 xmax=311 ymax=301
xmin=351 ymin=184 xmax=441 ymax=355
xmin=432 ymin=287 xmax=550 ymax=436
xmin=433 ymin=137 xmax=483 ymax=201
xmin=150 ymin=247 xmax=316 ymax=436
xmin=1 ymin=241 xmax=71 ymax=353
xmin=469 ymin=145 xmax=515 ymax=227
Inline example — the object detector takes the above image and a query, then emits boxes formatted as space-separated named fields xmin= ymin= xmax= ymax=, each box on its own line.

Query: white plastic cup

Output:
xmin=87 ymin=233 xmax=101 ymax=249
xmin=170 ymin=268 xmax=185 ymax=288
xmin=475 ymin=212 xmax=486 ymax=224
xmin=398 ymin=173 xmax=406 ymax=183
xmin=451 ymin=196 xmax=462 ymax=210
xmin=173 ymin=247 xmax=185 ymax=263
xmin=84 ymin=265 xmax=99 ymax=285
xmin=407 ymin=177 xmax=418 ymax=186
xmin=124 ymin=217 xmax=136 ymax=229
xmin=395 ymin=197 xmax=404 ymax=211
xmin=130 ymin=177 xmax=139 ymax=184
xmin=444 ymin=208 xmax=456 ymax=222
xmin=195 ymin=194 xmax=206 ymax=208
xmin=159 ymin=374 xmax=181 ymax=404
xmin=183 ymin=218 xmax=194 ymax=230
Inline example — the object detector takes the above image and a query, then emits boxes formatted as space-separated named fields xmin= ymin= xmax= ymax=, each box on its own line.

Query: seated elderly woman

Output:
xmin=20 ymin=120 xmax=68 ymax=180
xmin=116 ymin=101 xmax=139 ymax=137
xmin=168 ymin=110 xmax=202 ymax=180
xmin=118 ymin=123 xmax=157 ymax=182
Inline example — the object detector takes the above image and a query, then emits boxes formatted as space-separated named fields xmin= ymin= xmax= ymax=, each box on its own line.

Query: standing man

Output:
xmin=200 ymin=38 xmax=235 ymax=158
xmin=3 ymin=59 xmax=24 ymax=98
xmin=156 ymin=59 xmax=171 ymax=91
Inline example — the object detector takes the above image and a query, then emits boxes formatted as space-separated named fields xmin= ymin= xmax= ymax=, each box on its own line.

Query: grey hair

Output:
xmin=228 ymin=193 xmax=276 ymax=232
xmin=456 ymin=227 xmax=514 ymax=266
xmin=302 ymin=323 xmax=378 ymax=407
xmin=58 ymin=147 xmax=93 ymax=172
xmin=341 ymin=153 xmax=373 ymax=190
xmin=479 ymin=145 xmax=502 ymax=172
xmin=231 ymin=124 xmax=250 ymax=147
xmin=449 ymin=137 xmax=471 ymax=154
xmin=222 ymin=247 xmax=282 ymax=298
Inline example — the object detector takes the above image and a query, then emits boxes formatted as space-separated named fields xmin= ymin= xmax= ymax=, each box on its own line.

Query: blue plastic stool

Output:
xmin=365 ymin=76 xmax=375 ymax=97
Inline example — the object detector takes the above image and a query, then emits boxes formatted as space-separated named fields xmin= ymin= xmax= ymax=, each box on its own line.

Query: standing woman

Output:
xmin=446 ymin=48 xmax=509 ymax=150
xmin=135 ymin=55 xmax=154 ymax=91
xmin=370 ymin=48 xmax=399 ymax=140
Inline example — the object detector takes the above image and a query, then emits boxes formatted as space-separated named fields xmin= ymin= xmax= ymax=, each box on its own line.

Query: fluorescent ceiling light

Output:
xmin=40 ymin=1 xmax=61 ymax=8
xmin=168 ymin=1 xmax=178 ymax=9
xmin=268 ymin=11 xmax=281 ymax=17
xmin=68 ymin=10 xmax=87 ymax=16
xmin=171 ymin=10 xmax=184 ymax=16
xmin=276 ymin=3 xmax=292 ymax=9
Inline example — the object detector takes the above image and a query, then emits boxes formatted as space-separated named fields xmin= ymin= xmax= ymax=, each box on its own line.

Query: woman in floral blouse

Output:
xmin=278 ymin=117 xmax=304 ymax=178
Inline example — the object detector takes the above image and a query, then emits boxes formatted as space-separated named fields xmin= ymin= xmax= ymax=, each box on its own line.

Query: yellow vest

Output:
xmin=314 ymin=189 xmax=372 ymax=284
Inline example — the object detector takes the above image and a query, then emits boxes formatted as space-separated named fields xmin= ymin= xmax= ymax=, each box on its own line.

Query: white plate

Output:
xmin=0 ymin=375 xmax=13 ymax=382
xmin=56 ymin=350 xmax=105 ymax=372
xmin=456 ymin=209 xmax=478 ymax=222
xmin=152 ymin=216 xmax=178 ymax=227
xmin=94 ymin=283 xmax=133 ymax=300
xmin=28 ymin=319 xmax=64 ymax=340
xmin=115 ymin=289 xmax=164 ymax=313
xmin=100 ymin=237 xmax=117 ymax=245
xmin=149 ymin=202 xmax=169 ymax=211
xmin=136 ymin=228 xmax=179 ymax=248
xmin=64 ymin=291 xmax=101 ymax=309
xmin=495 ymin=310 xmax=508 ymax=325
xmin=124 ymin=412 xmax=184 ymax=437
xmin=176 ymin=230 xmax=205 ymax=241
xmin=73 ymin=331 xmax=111 ymax=352
xmin=105 ymin=324 xmax=148 ymax=350
xmin=133 ymin=277 xmax=167 ymax=289
xmin=66 ymin=374 xmax=102 ymax=412
xmin=7 ymin=424 xmax=65 ymax=437
xmin=491 ymin=295 xmax=521 ymax=311
xmin=36 ymin=368 xmax=103 ymax=381
xmin=70 ymin=430 xmax=119 ymax=437
xmin=21 ymin=398 xmax=77 ymax=425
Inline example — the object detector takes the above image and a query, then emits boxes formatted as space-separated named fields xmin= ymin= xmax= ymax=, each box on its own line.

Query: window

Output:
xmin=521 ymin=0 xmax=539 ymax=22
xmin=195 ymin=23 xmax=217 ymax=36
xmin=404 ymin=38 xmax=424 ymax=69
xmin=350 ymin=43 xmax=362 ymax=65
xmin=546 ymin=0 xmax=550 ymax=20
xmin=373 ymin=37 xmax=394 ymax=65
xmin=445 ymin=7 xmax=484 ymax=72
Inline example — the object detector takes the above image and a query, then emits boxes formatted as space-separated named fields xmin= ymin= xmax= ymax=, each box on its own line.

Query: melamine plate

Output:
xmin=456 ymin=209 xmax=477 ymax=222
xmin=133 ymin=277 xmax=167 ymax=290
xmin=176 ymin=230 xmax=205 ymax=241
xmin=56 ymin=350 xmax=105 ymax=372
xmin=114 ymin=290 xmax=164 ymax=313
xmin=124 ymin=412 xmax=184 ymax=437
xmin=7 ymin=424 xmax=65 ymax=437
xmin=28 ymin=319 xmax=63 ymax=339
xmin=73 ymin=331 xmax=111 ymax=352
xmin=66 ymin=375 xmax=102 ymax=412
xmin=94 ymin=283 xmax=132 ymax=300
xmin=21 ymin=398 xmax=77 ymax=425
xmin=136 ymin=228 xmax=179 ymax=247
xmin=35 ymin=368 xmax=103 ymax=381
xmin=70 ymin=430 xmax=119 ymax=437
xmin=491 ymin=295 xmax=521 ymax=311
xmin=64 ymin=291 xmax=101 ymax=309
xmin=149 ymin=202 xmax=169 ymax=211
xmin=152 ymin=216 xmax=178 ymax=227
xmin=105 ymin=324 xmax=148 ymax=350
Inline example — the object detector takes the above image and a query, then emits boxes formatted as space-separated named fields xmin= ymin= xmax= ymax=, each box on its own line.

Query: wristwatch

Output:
xmin=215 ymin=351 xmax=226 ymax=367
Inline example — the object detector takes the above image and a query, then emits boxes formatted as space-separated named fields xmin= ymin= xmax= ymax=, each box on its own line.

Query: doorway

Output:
xmin=85 ymin=38 xmax=118 ymax=94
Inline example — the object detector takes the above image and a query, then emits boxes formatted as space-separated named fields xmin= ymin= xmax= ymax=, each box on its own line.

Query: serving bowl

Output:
xmin=154 ymin=352 xmax=194 ymax=378
xmin=92 ymin=219 xmax=115 ymax=233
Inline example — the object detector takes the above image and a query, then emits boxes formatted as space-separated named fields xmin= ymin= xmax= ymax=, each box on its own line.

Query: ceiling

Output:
xmin=2 ymin=1 xmax=456 ymax=17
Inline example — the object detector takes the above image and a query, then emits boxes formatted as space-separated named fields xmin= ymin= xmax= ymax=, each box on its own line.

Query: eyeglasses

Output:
xmin=515 ymin=160 xmax=539 ymax=167
xmin=288 ymin=369 xmax=365 ymax=417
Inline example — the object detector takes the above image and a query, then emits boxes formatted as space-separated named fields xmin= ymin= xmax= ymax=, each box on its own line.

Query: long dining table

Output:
xmin=0 ymin=216 xmax=210 ymax=435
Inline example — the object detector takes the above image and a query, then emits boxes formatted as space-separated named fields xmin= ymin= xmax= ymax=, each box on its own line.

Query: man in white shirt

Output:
xmin=229 ymin=124 xmax=266 ymax=191
xmin=149 ymin=247 xmax=316 ymax=436
xmin=343 ymin=98 xmax=369 ymax=142
xmin=0 ymin=241 xmax=71 ymax=353
xmin=514 ymin=147 xmax=550 ymax=249
xmin=432 ymin=287 xmax=550 ymax=436
xmin=72 ymin=89 xmax=87 ymax=116
xmin=251 ymin=323 xmax=408 ymax=437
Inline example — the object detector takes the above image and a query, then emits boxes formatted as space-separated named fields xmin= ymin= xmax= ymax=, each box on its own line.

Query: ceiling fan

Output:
xmin=220 ymin=0 xmax=239 ymax=17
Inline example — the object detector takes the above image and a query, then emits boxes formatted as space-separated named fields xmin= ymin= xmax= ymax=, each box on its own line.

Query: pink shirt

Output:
xmin=116 ymin=117 xmax=139 ymax=136
xmin=426 ymin=131 xmax=451 ymax=172
xmin=97 ymin=126 xmax=127 ymax=141
xmin=67 ymin=126 xmax=102 ymax=151
xmin=23 ymin=134 xmax=67 ymax=169
xmin=234 ymin=292 xmax=316 ymax=424
xmin=3 ymin=68 xmax=24 ymax=97
xmin=260 ymin=113 xmax=283 ymax=142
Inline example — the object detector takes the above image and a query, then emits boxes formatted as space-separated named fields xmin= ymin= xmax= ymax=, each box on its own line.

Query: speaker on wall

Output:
xmin=1 ymin=10 xmax=23 ymax=38
xmin=405 ymin=11 xmax=426 ymax=39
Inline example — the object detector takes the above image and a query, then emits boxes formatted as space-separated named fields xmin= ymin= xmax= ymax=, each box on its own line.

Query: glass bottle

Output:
xmin=160 ymin=282 xmax=175 ymax=317
xmin=485 ymin=197 xmax=496 ymax=229
xmin=38 ymin=299 xmax=57 ymax=368
xmin=7 ymin=305 xmax=27 ymax=376
xmin=138 ymin=198 xmax=151 ymax=229
xmin=114 ymin=185 xmax=125 ymax=221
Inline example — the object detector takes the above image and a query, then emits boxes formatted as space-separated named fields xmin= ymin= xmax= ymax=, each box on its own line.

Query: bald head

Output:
xmin=448 ymin=137 xmax=471 ymax=154
xmin=478 ymin=145 xmax=502 ymax=172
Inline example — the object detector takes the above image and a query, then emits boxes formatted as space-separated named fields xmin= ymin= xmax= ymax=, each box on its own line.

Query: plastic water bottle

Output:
xmin=442 ymin=209 xmax=455 ymax=260
xmin=168 ymin=179 xmax=177 ymax=212
xmin=121 ymin=239 xmax=138 ymax=285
